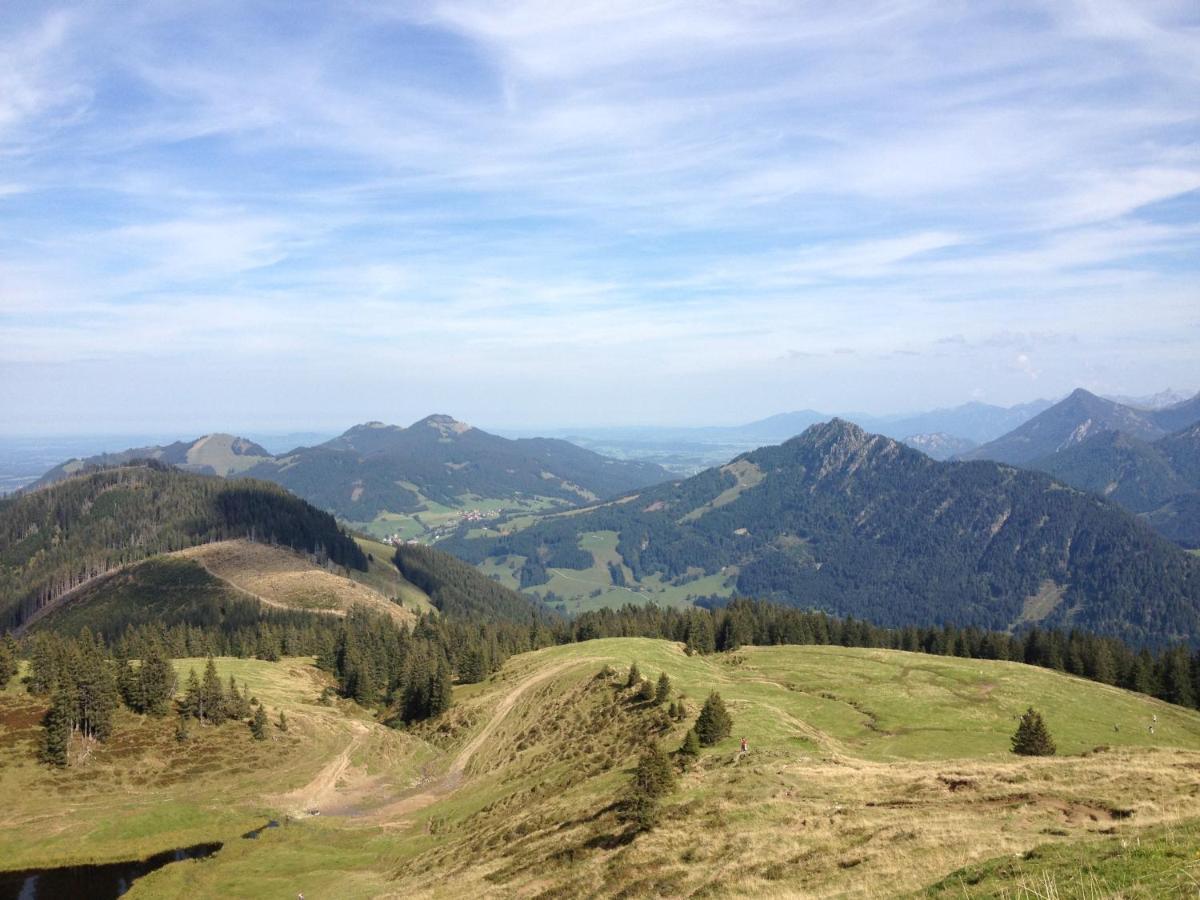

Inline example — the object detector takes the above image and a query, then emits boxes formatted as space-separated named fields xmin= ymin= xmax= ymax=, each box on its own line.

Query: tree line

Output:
xmin=0 ymin=462 xmax=367 ymax=630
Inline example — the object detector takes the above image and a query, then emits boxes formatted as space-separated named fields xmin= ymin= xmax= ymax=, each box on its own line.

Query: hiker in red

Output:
xmin=740 ymin=737 xmax=748 ymax=753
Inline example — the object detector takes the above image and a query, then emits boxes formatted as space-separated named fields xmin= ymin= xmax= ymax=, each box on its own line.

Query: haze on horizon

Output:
xmin=1 ymin=1 xmax=1198 ymax=434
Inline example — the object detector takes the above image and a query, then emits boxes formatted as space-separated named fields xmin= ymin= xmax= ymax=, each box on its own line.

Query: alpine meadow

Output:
xmin=1 ymin=3 xmax=1198 ymax=899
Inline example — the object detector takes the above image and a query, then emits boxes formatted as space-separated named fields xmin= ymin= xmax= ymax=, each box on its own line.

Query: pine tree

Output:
xmin=276 ymin=709 xmax=288 ymax=732
xmin=138 ymin=648 xmax=176 ymax=716
xmin=636 ymin=679 xmax=655 ymax=703
xmin=174 ymin=713 xmax=191 ymax=743
xmin=250 ymin=705 xmax=268 ymax=740
xmin=1157 ymin=647 xmax=1196 ymax=709
xmin=694 ymin=692 xmax=732 ymax=746
xmin=181 ymin=668 xmax=202 ymax=720
xmin=200 ymin=657 xmax=226 ymax=725
xmin=0 ymin=635 xmax=17 ymax=688
xmin=618 ymin=744 xmax=677 ymax=831
xmin=678 ymin=727 xmax=701 ymax=764
xmin=626 ymin=661 xmax=641 ymax=689
xmin=429 ymin=657 xmax=453 ymax=718
xmin=1011 ymin=707 xmax=1056 ymax=756
xmin=654 ymin=672 xmax=671 ymax=705
xmin=40 ymin=685 xmax=74 ymax=766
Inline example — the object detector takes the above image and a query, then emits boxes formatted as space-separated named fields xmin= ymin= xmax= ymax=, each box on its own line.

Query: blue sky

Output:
xmin=1 ymin=1 xmax=1197 ymax=433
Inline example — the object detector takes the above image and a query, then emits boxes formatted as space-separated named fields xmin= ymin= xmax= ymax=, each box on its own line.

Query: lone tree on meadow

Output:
xmin=619 ymin=743 xmax=677 ymax=831
xmin=1011 ymin=706 xmax=1056 ymax=756
xmin=694 ymin=692 xmax=732 ymax=746
xmin=627 ymin=661 xmax=642 ymax=689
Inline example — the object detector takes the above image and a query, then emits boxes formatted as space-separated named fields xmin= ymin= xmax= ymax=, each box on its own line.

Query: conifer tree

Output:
xmin=694 ymin=692 xmax=732 ymax=746
xmin=618 ymin=743 xmax=676 ymax=831
xmin=0 ymin=635 xmax=17 ymax=688
xmin=1011 ymin=707 xmax=1056 ymax=756
xmin=636 ymin=679 xmax=655 ymax=703
xmin=654 ymin=672 xmax=671 ymax=705
xmin=181 ymin=668 xmax=202 ymax=720
xmin=678 ymin=727 xmax=701 ymax=764
xmin=200 ymin=657 xmax=226 ymax=725
xmin=41 ymin=685 xmax=74 ymax=766
xmin=276 ymin=709 xmax=288 ymax=732
xmin=175 ymin=713 xmax=191 ymax=743
xmin=251 ymin=705 xmax=268 ymax=740
xmin=626 ymin=661 xmax=641 ymax=689
xmin=137 ymin=647 xmax=176 ymax=716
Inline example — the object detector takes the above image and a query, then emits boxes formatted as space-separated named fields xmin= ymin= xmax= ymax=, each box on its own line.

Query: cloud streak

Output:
xmin=0 ymin=0 xmax=1197 ymax=430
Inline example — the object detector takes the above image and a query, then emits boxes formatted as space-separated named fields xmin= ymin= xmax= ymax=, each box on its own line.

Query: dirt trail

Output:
xmin=278 ymin=720 xmax=370 ymax=816
xmin=369 ymin=658 xmax=589 ymax=823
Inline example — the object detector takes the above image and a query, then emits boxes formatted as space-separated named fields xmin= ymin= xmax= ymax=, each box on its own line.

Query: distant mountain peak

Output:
xmin=415 ymin=414 xmax=474 ymax=436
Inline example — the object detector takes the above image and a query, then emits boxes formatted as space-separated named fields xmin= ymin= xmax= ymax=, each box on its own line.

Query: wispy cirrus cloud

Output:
xmin=0 ymin=0 xmax=1197 ymax=430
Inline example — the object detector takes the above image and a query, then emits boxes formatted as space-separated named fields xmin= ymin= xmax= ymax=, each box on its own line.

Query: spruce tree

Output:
xmin=276 ymin=709 xmax=288 ymax=732
xmin=618 ymin=744 xmax=677 ymax=831
xmin=0 ymin=635 xmax=17 ymax=689
xmin=200 ymin=657 xmax=226 ymax=725
xmin=251 ymin=705 xmax=268 ymax=740
xmin=175 ymin=712 xmax=191 ymax=743
xmin=40 ymin=685 xmax=74 ymax=766
xmin=694 ymin=692 xmax=732 ymax=746
xmin=636 ymin=679 xmax=655 ymax=703
xmin=654 ymin=672 xmax=671 ymax=705
xmin=181 ymin=668 xmax=202 ymax=720
xmin=138 ymin=648 xmax=176 ymax=716
xmin=678 ymin=727 xmax=701 ymax=764
xmin=626 ymin=661 xmax=641 ymax=689
xmin=1011 ymin=707 xmax=1056 ymax=756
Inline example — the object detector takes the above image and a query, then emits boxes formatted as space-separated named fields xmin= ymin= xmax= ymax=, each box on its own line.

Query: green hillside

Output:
xmin=1031 ymin=422 xmax=1200 ymax=548
xmin=3 ymin=641 xmax=1198 ymax=898
xmin=447 ymin=421 xmax=1200 ymax=644
xmin=0 ymin=464 xmax=367 ymax=631
xmin=30 ymin=417 xmax=675 ymax=546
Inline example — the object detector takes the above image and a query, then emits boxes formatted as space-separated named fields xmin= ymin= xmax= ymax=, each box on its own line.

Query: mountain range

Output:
xmin=956 ymin=389 xmax=1200 ymax=547
xmin=31 ymin=416 xmax=672 ymax=542
xmin=445 ymin=419 xmax=1200 ymax=646
xmin=962 ymin=388 xmax=1200 ymax=465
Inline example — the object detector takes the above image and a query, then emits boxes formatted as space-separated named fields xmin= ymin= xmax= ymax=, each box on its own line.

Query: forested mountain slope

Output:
xmin=0 ymin=463 xmax=366 ymax=630
xmin=447 ymin=421 xmax=1200 ymax=645
xmin=31 ymin=416 xmax=673 ymax=544
xmin=1030 ymin=423 xmax=1200 ymax=548
xmin=963 ymin=388 xmax=1200 ymax=465
xmin=248 ymin=415 xmax=671 ymax=521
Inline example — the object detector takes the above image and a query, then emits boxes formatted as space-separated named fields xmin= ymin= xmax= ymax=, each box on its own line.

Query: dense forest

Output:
xmin=447 ymin=420 xmax=1200 ymax=646
xmin=0 ymin=463 xmax=366 ymax=630
xmin=1032 ymin=423 xmax=1200 ymax=548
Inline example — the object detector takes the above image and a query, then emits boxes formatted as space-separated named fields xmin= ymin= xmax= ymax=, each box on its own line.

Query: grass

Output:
xmin=351 ymin=536 xmax=436 ymax=614
xmin=3 ymin=640 xmax=1200 ymax=898
xmin=0 ymin=657 xmax=431 ymax=877
xmin=922 ymin=819 xmax=1200 ymax=898
xmin=180 ymin=541 xmax=416 ymax=624
xmin=512 ymin=530 xmax=737 ymax=614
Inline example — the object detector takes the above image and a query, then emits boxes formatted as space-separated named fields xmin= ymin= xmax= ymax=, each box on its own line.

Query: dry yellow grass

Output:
xmin=177 ymin=540 xmax=415 ymax=625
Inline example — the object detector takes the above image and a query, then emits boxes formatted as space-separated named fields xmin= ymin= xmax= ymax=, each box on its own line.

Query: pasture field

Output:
xmin=2 ymin=641 xmax=1198 ymax=898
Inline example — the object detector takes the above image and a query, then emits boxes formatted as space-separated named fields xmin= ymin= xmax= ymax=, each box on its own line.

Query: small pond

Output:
xmin=0 ymin=842 xmax=222 ymax=899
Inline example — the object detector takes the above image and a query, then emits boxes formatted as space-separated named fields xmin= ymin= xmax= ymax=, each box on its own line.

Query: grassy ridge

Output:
xmin=3 ymin=641 xmax=1199 ymax=898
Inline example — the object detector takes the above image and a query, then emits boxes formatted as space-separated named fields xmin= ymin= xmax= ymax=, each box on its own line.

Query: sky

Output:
xmin=1 ymin=1 xmax=1197 ymax=434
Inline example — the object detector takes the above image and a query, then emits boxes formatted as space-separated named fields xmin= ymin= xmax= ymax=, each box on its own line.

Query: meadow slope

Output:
xmin=1 ymin=640 xmax=1198 ymax=898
